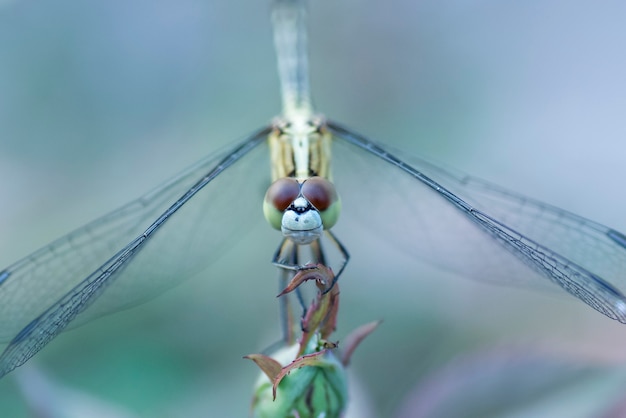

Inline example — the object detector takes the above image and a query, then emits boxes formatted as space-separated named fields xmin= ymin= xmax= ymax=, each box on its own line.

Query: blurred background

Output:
xmin=1 ymin=0 xmax=626 ymax=416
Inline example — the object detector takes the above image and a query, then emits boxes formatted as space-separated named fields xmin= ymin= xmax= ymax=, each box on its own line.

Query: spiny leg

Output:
xmin=275 ymin=238 xmax=307 ymax=344
xmin=273 ymin=231 xmax=349 ymax=280
xmin=320 ymin=230 xmax=350 ymax=293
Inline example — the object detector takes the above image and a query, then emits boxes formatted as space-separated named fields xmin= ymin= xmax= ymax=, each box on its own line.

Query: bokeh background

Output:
xmin=1 ymin=0 xmax=626 ymax=416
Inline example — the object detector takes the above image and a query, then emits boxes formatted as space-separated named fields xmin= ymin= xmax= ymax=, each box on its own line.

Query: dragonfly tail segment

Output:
xmin=272 ymin=0 xmax=313 ymax=119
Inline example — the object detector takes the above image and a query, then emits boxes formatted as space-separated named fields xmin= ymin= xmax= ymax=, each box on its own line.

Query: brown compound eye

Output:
xmin=263 ymin=178 xmax=300 ymax=230
xmin=300 ymin=177 xmax=341 ymax=229
xmin=300 ymin=177 xmax=337 ymax=210
xmin=266 ymin=178 xmax=300 ymax=211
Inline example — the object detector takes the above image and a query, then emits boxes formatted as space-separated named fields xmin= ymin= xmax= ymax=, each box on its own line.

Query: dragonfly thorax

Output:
xmin=269 ymin=116 xmax=331 ymax=181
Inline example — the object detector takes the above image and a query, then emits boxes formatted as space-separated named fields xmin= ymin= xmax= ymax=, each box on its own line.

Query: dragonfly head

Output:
xmin=264 ymin=177 xmax=341 ymax=245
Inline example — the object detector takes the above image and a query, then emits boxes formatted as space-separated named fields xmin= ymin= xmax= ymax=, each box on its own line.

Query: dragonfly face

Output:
xmin=264 ymin=176 xmax=340 ymax=245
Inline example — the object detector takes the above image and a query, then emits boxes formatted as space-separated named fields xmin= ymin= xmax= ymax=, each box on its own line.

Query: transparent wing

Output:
xmin=327 ymin=120 xmax=626 ymax=323
xmin=0 ymin=126 xmax=272 ymax=377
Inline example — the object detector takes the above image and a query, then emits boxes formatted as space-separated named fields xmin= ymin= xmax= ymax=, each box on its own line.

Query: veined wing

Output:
xmin=0 ymin=126 xmax=271 ymax=377
xmin=328 ymin=120 xmax=626 ymax=323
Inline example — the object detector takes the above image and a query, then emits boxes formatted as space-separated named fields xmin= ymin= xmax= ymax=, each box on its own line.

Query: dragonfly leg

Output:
xmin=274 ymin=238 xmax=309 ymax=344
xmin=319 ymin=230 xmax=350 ymax=294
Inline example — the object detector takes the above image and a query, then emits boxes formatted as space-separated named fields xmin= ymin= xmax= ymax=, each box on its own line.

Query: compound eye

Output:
xmin=300 ymin=177 xmax=337 ymax=211
xmin=263 ymin=178 xmax=300 ymax=230
xmin=301 ymin=177 xmax=341 ymax=229
xmin=266 ymin=178 xmax=300 ymax=211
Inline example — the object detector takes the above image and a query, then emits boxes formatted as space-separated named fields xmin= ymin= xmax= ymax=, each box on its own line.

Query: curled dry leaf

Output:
xmin=277 ymin=264 xmax=335 ymax=297
xmin=298 ymin=267 xmax=340 ymax=357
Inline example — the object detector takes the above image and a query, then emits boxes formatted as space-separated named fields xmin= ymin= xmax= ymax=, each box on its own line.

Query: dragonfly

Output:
xmin=1 ymin=0 xmax=626 ymax=380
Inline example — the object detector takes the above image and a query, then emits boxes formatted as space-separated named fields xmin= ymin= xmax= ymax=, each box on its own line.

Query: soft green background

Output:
xmin=1 ymin=0 xmax=626 ymax=416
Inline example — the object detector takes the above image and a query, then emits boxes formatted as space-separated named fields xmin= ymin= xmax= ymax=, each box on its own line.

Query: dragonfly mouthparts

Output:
xmin=281 ymin=200 xmax=323 ymax=244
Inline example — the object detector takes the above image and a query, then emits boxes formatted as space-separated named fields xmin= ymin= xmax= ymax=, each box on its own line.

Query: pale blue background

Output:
xmin=1 ymin=0 xmax=626 ymax=416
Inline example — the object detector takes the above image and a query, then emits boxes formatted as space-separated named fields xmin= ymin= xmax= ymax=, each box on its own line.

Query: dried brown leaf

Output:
xmin=244 ymin=354 xmax=283 ymax=381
